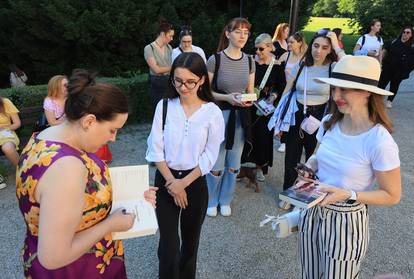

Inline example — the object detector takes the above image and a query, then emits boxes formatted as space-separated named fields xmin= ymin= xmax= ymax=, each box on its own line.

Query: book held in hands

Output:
xmin=279 ymin=181 xmax=327 ymax=209
xmin=109 ymin=165 xmax=158 ymax=240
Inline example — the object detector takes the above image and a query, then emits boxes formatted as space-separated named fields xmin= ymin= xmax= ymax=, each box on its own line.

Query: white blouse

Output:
xmin=146 ymin=98 xmax=225 ymax=175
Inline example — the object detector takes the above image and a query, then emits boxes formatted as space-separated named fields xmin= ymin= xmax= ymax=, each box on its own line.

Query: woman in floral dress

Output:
xmin=16 ymin=69 xmax=157 ymax=278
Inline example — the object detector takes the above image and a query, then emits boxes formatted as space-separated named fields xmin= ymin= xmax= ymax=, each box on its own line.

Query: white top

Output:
xmin=146 ymin=98 xmax=225 ymax=175
xmin=10 ymin=72 xmax=27 ymax=87
xmin=171 ymin=45 xmax=207 ymax=63
xmin=289 ymin=63 xmax=335 ymax=105
xmin=356 ymin=34 xmax=384 ymax=54
xmin=315 ymin=115 xmax=400 ymax=192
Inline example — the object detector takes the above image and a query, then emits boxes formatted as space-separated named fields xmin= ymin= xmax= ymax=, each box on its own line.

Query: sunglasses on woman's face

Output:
xmin=254 ymin=47 xmax=266 ymax=52
xmin=403 ymin=31 xmax=412 ymax=34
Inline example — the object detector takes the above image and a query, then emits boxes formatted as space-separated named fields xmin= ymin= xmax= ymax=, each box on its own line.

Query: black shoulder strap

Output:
xmin=280 ymin=62 xmax=306 ymax=120
xmin=248 ymin=54 xmax=252 ymax=73
xmin=361 ymin=35 xmax=366 ymax=47
xmin=178 ymin=47 xmax=184 ymax=53
xmin=212 ymin=53 xmax=221 ymax=92
xmin=377 ymin=35 xmax=382 ymax=43
xmin=162 ymin=98 xmax=168 ymax=131
xmin=323 ymin=63 xmax=334 ymax=116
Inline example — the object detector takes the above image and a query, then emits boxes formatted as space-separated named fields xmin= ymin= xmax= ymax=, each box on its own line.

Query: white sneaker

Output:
xmin=0 ymin=175 xmax=6 ymax=190
xmin=220 ymin=205 xmax=232 ymax=216
xmin=206 ymin=207 xmax=217 ymax=217
xmin=385 ymin=100 xmax=392 ymax=109
xmin=256 ymin=169 xmax=265 ymax=182
xmin=277 ymin=143 xmax=286 ymax=153
xmin=278 ymin=200 xmax=291 ymax=210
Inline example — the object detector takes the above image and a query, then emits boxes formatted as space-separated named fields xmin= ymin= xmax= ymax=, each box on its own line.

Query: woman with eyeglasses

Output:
xmin=378 ymin=26 xmax=414 ymax=109
xmin=205 ymin=17 xmax=255 ymax=217
xmin=171 ymin=26 xmax=206 ymax=63
xmin=275 ymin=29 xmax=345 ymax=210
xmin=353 ymin=19 xmax=384 ymax=62
xmin=146 ymin=52 xmax=224 ymax=279
xmin=272 ymin=23 xmax=290 ymax=59
xmin=241 ymin=33 xmax=286 ymax=181
xmin=144 ymin=19 xmax=175 ymax=116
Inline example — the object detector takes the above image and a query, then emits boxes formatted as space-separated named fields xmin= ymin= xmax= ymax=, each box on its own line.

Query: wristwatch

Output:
xmin=346 ymin=190 xmax=357 ymax=204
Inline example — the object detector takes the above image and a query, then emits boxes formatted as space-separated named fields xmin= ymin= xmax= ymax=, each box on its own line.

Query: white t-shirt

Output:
xmin=356 ymin=34 xmax=384 ymax=54
xmin=315 ymin=115 xmax=400 ymax=192
xmin=171 ymin=45 xmax=207 ymax=63
xmin=146 ymin=98 xmax=225 ymax=175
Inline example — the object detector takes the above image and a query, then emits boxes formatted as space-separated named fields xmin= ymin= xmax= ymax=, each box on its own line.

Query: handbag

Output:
xmin=33 ymin=112 xmax=49 ymax=132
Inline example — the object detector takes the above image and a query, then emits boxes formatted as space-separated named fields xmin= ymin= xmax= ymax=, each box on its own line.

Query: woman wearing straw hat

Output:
xmin=297 ymin=55 xmax=401 ymax=278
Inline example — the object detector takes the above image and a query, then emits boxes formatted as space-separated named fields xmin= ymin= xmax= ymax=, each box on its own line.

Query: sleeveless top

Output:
xmin=16 ymin=135 xmax=126 ymax=278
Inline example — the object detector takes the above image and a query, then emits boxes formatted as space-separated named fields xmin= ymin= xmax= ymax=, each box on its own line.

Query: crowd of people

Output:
xmin=0 ymin=15 xmax=411 ymax=279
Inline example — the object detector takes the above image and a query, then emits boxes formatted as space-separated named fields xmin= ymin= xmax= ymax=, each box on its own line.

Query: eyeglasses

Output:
xmin=232 ymin=29 xmax=250 ymax=37
xmin=254 ymin=47 xmax=266 ymax=52
xmin=403 ymin=31 xmax=412 ymax=34
xmin=172 ymin=78 xmax=201 ymax=90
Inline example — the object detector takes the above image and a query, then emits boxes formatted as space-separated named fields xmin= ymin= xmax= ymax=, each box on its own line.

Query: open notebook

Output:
xmin=109 ymin=165 xmax=158 ymax=240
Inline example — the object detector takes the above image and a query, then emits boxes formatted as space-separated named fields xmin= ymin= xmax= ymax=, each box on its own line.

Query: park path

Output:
xmin=0 ymin=74 xmax=413 ymax=278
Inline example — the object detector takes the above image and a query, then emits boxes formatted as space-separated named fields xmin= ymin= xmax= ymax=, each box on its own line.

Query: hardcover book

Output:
xmin=279 ymin=181 xmax=327 ymax=209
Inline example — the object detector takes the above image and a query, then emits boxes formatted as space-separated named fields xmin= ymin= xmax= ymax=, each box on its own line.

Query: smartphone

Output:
xmin=294 ymin=163 xmax=318 ymax=180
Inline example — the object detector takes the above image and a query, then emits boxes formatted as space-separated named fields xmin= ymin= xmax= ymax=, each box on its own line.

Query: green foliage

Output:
xmin=0 ymin=75 xmax=152 ymax=123
xmin=350 ymin=0 xmax=414 ymax=40
xmin=0 ymin=0 xmax=313 ymax=86
xmin=312 ymin=0 xmax=339 ymax=17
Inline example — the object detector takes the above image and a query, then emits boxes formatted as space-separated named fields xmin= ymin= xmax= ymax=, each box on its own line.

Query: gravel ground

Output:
xmin=0 ymin=75 xmax=413 ymax=279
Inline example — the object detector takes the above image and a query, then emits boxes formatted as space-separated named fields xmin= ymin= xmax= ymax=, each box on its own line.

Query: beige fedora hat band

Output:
xmin=331 ymin=72 xmax=378 ymax=87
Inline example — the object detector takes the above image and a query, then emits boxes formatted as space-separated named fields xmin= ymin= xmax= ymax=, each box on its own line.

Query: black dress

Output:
xmin=272 ymin=40 xmax=288 ymax=60
xmin=241 ymin=60 xmax=286 ymax=173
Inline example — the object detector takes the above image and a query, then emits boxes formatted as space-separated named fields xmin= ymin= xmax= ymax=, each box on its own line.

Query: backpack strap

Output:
xmin=361 ymin=35 xmax=366 ymax=47
xmin=212 ymin=53 xmax=221 ymax=92
xmin=178 ymin=47 xmax=184 ymax=53
xmin=248 ymin=54 xmax=253 ymax=73
xmin=162 ymin=98 xmax=168 ymax=131
xmin=280 ymin=61 xmax=306 ymax=120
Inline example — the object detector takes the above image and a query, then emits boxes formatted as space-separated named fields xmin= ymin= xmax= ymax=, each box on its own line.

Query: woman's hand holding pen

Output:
xmin=166 ymin=179 xmax=188 ymax=209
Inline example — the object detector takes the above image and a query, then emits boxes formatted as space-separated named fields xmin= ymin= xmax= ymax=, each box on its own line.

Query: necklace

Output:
xmin=155 ymin=40 xmax=163 ymax=49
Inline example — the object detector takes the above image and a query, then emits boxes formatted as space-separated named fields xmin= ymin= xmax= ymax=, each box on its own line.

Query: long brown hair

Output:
xmin=303 ymin=32 xmax=337 ymax=67
xmin=272 ymin=23 xmax=289 ymax=42
xmin=217 ymin=18 xmax=251 ymax=52
xmin=324 ymin=92 xmax=393 ymax=133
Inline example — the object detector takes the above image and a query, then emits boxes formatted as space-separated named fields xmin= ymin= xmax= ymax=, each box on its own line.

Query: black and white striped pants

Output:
xmin=299 ymin=202 xmax=369 ymax=279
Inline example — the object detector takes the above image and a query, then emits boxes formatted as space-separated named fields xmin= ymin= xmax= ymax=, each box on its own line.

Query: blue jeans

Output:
xmin=207 ymin=110 xmax=245 ymax=207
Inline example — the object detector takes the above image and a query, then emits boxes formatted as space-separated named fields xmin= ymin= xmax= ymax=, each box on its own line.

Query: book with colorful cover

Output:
xmin=279 ymin=181 xmax=327 ymax=209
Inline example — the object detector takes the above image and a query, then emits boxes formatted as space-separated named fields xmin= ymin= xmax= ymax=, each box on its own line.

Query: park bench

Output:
xmin=0 ymin=105 xmax=43 ymax=156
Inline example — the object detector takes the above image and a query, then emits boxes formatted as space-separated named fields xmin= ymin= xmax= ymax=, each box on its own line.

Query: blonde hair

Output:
xmin=255 ymin=33 xmax=275 ymax=51
xmin=47 ymin=75 xmax=67 ymax=98
xmin=289 ymin=32 xmax=308 ymax=56
xmin=272 ymin=23 xmax=289 ymax=42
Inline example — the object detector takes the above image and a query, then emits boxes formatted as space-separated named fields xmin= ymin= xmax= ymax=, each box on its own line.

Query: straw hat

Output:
xmin=314 ymin=55 xmax=393 ymax=96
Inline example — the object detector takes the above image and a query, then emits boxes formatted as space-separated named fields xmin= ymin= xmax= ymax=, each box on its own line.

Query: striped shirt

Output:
xmin=206 ymin=51 xmax=255 ymax=94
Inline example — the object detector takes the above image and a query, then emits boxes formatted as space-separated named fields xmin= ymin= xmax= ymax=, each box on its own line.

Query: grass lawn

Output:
xmin=302 ymin=17 xmax=361 ymax=55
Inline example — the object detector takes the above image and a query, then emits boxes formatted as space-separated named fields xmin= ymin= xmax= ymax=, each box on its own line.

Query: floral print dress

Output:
xmin=16 ymin=135 xmax=126 ymax=278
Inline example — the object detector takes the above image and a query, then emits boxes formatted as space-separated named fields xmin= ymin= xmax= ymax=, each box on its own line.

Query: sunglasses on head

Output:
xmin=254 ymin=47 xmax=266 ymax=52
xmin=315 ymin=28 xmax=331 ymax=37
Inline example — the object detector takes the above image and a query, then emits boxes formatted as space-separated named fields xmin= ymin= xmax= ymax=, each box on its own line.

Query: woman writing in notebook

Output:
xmin=146 ymin=52 xmax=225 ymax=279
xmin=17 ymin=69 xmax=157 ymax=278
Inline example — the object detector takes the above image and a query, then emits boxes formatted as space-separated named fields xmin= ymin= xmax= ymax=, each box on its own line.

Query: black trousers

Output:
xmin=155 ymin=169 xmax=208 ymax=279
xmin=378 ymin=66 xmax=403 ymax=102
xmin=149 ymin=75 xmax=169 ymax=117
xmin=283 ymin=102 xmax=326 ymax=190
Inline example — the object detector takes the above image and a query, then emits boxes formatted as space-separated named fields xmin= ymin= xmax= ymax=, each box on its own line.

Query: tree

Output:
xmin=0 ymin=0 xmax=313 ymax=86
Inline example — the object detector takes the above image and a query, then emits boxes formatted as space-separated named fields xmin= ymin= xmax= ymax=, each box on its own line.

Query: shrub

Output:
xmin=0 ymin=75 xmax=152 ymax=124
